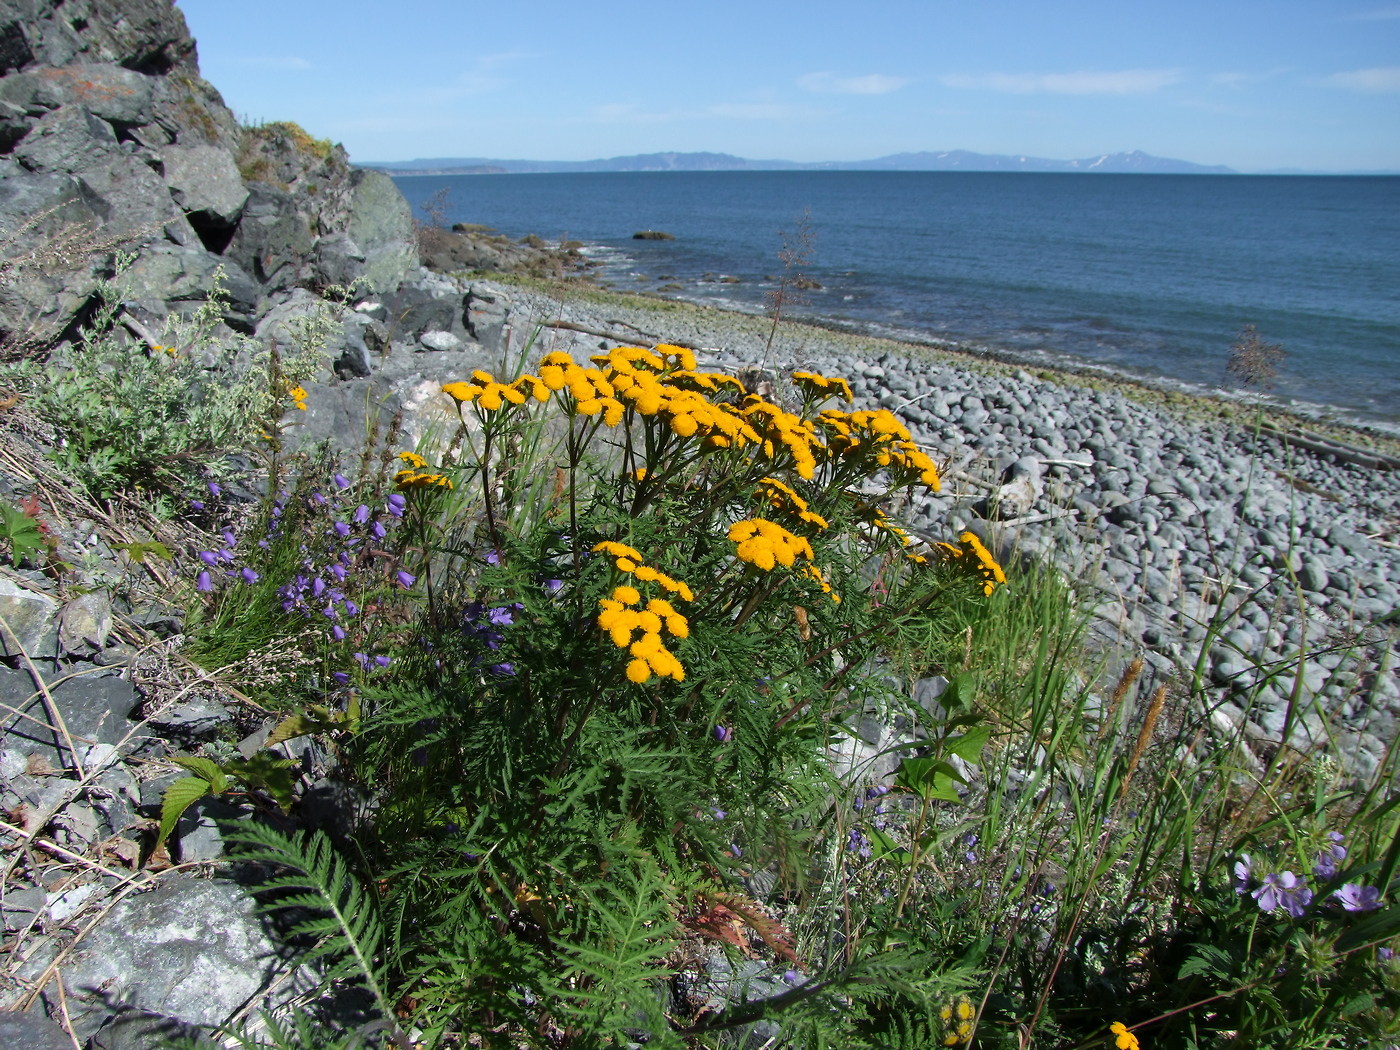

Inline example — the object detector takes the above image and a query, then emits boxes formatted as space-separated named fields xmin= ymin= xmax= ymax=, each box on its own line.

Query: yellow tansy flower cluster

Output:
xmin=393 ymin=450 xmax=453 ymax=489
xmin=791 ymin=370 xmax=854 ymax=404
xmin=590 ymin=346 xmax=759 ymax=447
xmin=1109 ymin=1022 xmax=1140 ymax=1050
xmin=818 ymin=409 xmax=940 ymax=489
xmin=933 ymin=531 xmax=1007 ymax=596
xmin=539 ymin=351 xmax=625 ymax=424
xmin=287 ymin=385 xmax=309 ymax=411
xmin=938 ymin=997 xmax=975 ymax=1046
xmin=442 ymin=370 xmax=530 ymax=413
xmin=738 ymin=397 xmax=821 ymax=478
xmin=592 ymin=540 xmax=694 ymax=601
xmin=592 ymin=540 xmax=692 ymax=683
xmin=727 ymin=518 xmax=815 ymax=572
xmin=754 ymin=477 xmax=829 ymax=530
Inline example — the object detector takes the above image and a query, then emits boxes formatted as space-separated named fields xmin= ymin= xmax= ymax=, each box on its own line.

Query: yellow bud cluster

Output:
xmin=1109 ymin=1022 xmax=1140 ymax=1050
xmin=727 ymin=518 xmax=815 ymax=572
xmin=288 ymin=385 xmax=309 ymax=411
xmin=538 ymin=352 xmax=625 ymax=424
xmin=593 ymin=539 xmax=693 ymax=684
xmin=817 ymin=409 xmax=939 ymax=488
xmin=443 ymin=370 xmax=528 ymax=412
xmin=799 ymin=563 xmax=841 ymax=603
xmin=791 ymin=370 xmax=854 ymax=404
xmin=754 ymin=477 xmax=829 ymax=531
xmin=394 ymin=450 xmax=454 ymax=489
xmin=859 ymin=504 xmax=913 ymax=547
xmin=938 ymin=997 xmax=976 ymax=1046
xmin=591 ymin=541 xmax=694 ymax=601
xmin=739 ymin=397 xmax=821 ymax=479
xmin=932 ymin=531 xmax=1007 ymax=596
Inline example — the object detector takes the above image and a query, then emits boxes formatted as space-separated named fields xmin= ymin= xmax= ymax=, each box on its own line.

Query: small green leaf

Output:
xmin=171 ymin=756 xmax=228 ymax=794
xmin=0 ymin=503 xmax=45 ymax=566
xmin=944 ymin=724 xmax=990 ymax=763
xmin=866 ymin=827 xmax=911 ymax=864
xmin=939 ymin=671 xmax=977 ymax=712
xmin=158 ymin=776 xmax=213 ymax=848
xmin=225 ymin=751 xmax=297 ymax=811
xmin=111 ymin=540 xmax=172 ymax=564
xmin=896 ymin=757 xmax=966 ymax=802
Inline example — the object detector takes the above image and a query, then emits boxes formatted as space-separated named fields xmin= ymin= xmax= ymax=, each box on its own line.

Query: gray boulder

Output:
xmin=12 ymin=102 xmax=119 ymax=173
xmin=76 ymin=151 xmax=184 ymax=241
xmin=0 ymin=0 xmax=197 ymax=76
xmin=0 ymin=665 xmax=139 ymax=771
xmin=161 ymin=142 xmax=248 ymax=225
xmin=0 ymin=1012 xmax=71 ymax=1050
xmin=42 ymin=878 xmax=313 ymax=1046
xmin=118 ymin=242 xmax=259 ymax=316
xmin=0 ymin=576 xmax=59 ymax=660
xmin=224 ymin=180 xmax=315 ymax=289
xmin=344 ymin=169 xmax=415 ymax=296
xmin=0 ymin=62 xmax=157 ymax=124
xmin=0 ymin=171 xmax=107 ymax=345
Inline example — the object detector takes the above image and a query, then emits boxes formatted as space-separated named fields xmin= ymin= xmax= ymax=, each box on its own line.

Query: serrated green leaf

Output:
xmin=171 ymin=756 xmax=228 ymax=793
xmin=225 ymin=751 xmax=297 ymax=811
xmin=157 ymin=776 xmax=212 ymax=848
xmin=0 ymin=503 xmax=45 ymax=566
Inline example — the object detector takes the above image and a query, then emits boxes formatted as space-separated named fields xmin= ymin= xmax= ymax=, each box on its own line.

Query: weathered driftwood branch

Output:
xmin=1260 ymin=425 xmax=1400 ymax=472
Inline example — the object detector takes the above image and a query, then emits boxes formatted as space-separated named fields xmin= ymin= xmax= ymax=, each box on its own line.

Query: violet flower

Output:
xmin=396 ymin=569 xmax=416 ymax=589
xmin=1334 ymin=883 xmax=1383 ymax=912
xmin=196 ymin=570 xmax=212 ymax=593
xmin=1233 ymin=854 xmax=1253 ymax=894
xmin=1253 ymin=871 xmax=1313 ymax=917
xmin=333 ymin=473 xmax=351 ymax=490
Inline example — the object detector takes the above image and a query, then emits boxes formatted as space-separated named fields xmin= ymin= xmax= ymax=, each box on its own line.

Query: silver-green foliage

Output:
xmin=5 ymin=258 xmax=325 ymax=502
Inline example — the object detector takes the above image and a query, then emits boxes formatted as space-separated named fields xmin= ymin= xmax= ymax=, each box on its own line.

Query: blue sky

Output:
xmin=178 ymin=0 xmax=1400 ymax=172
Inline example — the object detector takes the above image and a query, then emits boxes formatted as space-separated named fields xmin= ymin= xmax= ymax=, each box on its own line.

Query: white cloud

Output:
xmin=232 ymin=55 xmax=312 ymax=70
xmin=1326 ymin=66 xmax=1400 ymax=92
xmin=939 ymin=69 xmax=1182 ymax=95
xmin=797 ymin=72 xmax=910 ymax=95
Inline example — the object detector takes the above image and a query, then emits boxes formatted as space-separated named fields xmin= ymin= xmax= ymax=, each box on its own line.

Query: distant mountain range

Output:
xmin=364 ymin=148 xmax=1235 ymax=176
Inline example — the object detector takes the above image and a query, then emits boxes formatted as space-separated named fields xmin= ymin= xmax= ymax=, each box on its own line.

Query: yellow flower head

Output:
xmin=1109 ymin=1022 xmax=1140 ymax=1050
xmin=791 ymin=370 xmax=854 ymax=403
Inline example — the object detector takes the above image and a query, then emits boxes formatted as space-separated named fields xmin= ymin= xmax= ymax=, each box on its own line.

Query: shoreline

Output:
xmin=487 ymin=271 xmax=1400 ymax=460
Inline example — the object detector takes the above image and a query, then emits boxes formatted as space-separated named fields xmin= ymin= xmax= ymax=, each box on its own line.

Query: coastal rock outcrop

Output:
xmin=0 ymin=0 xmax=418 ymax=360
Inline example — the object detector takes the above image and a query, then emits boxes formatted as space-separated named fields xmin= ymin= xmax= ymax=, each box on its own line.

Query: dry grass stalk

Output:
xmin=1226 ymin=324 xmax=1286 ymax=391
xmin=1122 ymin=683 xmax=1169 ymax=793
xmin=1096 ymin=657 xmax=1143 ymax=742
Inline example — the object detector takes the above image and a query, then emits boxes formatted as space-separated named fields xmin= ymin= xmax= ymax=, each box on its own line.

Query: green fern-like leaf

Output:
xmin=223 ymin=823 xmax=408 ymax=1048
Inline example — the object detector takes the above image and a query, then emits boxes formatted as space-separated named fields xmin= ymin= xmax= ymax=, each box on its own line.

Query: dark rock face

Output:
xmin=0 ymin=0 xmax=416 ymax=351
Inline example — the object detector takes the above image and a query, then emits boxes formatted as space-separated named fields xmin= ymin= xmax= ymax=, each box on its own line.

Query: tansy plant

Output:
xmin=343 ymin=341 xmax=1007 ymax=1044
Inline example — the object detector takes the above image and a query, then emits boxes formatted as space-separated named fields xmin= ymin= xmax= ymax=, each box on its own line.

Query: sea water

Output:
xmin=392 ymin=171 xmax=1400 ymax=424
